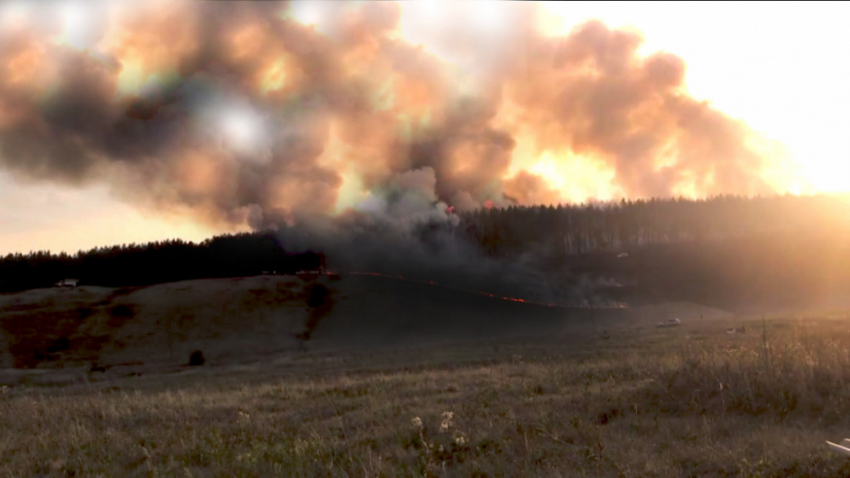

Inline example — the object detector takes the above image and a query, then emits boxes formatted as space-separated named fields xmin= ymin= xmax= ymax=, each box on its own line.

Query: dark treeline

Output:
xmin=459 ymin=194 xmax=850 ymax=308
xmin=460 ymin=194 xmax=850 ymax=258
xmin=0 ymin=232 xmax=322 ymax=293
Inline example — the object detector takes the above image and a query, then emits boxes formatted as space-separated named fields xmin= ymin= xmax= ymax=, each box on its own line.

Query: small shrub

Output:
xmin=77 ymin=307 xmax=93 ymax=319
xmin=109 ymin=305 xmax=135 ymax=318
xmin=596 ymin=408 xmax=620 ymax=425
xmin=188 ymin=350 xmax=206 ymax=366
xmin=307 ymin=284 xmax=331 ymax=308
xmin=45 ymin=336 xmax=70 ymax=354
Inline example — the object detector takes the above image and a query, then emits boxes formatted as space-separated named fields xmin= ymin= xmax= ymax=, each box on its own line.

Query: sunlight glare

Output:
xmin=219 ymin=105 xmax=265 ymax=154
xmin=58 ymin=0 xmax=101 ymax=50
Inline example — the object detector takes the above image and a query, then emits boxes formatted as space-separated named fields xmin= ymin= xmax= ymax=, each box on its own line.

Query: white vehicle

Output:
xmin=657 ymin=318 xmax=682 ymax=328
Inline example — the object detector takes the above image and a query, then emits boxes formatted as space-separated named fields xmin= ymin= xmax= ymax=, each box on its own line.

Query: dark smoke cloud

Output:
xmin=0 ymin=1 xmax=791 ymax=231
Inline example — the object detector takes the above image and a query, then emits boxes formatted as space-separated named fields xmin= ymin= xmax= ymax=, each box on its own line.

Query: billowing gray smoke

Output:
xmin=274 ymin=167 xmax=607 ymax=307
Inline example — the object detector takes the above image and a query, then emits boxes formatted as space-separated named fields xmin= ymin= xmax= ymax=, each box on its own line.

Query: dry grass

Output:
xmin=3 ymin=313 xmax=850 ymax=476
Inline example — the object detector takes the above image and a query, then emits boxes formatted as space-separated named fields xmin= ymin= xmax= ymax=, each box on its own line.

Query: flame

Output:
xmin=344 ymin=271 xmax=627 ymax=309
xmin=529 ymin=151 xmax=620 ymax=203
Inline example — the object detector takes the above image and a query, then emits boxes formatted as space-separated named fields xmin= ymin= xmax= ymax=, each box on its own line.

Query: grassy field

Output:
xmin=4 ymin=310 xmax=850 ymax=477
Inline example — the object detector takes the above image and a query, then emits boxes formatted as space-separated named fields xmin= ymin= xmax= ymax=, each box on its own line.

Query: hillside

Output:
xmin=0 ymin=274 xmax=731 ymax=374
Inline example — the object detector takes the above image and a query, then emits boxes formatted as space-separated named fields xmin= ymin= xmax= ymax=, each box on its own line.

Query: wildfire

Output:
xmin=344 ymin=271 xmax=628 ymax=309
xmin=0 ymin=0 xmax=815 ymax=234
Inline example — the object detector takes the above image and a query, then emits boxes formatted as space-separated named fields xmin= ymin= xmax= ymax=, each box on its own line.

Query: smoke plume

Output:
xmin=0 ymin=0 xmax=793 ymax=232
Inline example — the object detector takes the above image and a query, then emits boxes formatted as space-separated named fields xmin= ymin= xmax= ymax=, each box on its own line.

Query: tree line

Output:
xmin=2 ymin=194 xmax=849 ymax=306
xmin=453 ymin=194 xmax=850 ymax=308
xmin=459 ymin=194 xmax=850 ymax=258
xmin=0 ymin=232 xmax=322 ymax=293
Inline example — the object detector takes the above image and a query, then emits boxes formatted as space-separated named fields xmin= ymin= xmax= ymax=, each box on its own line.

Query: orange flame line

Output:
xmin=342 ymin=271 xmax=628 ymax=309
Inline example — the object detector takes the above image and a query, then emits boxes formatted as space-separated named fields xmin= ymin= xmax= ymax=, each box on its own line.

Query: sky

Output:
xmin=1 ymin=1 xmax=848 ymax=255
